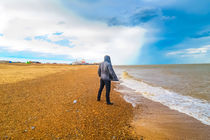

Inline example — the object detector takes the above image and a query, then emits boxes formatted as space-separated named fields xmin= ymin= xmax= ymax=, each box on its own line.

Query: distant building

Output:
xmin=81 ymin=59 xmax=86 ymax=64
xmin=93 ymin=62 xmax=100 ymax=65
xmin=13 ymin=61 xmax=22 ymax=63
xmin=72 ymin=59 xmax=88 ymax=65
xmin=29 ymin=61 xmax=41 ymax=64
xmin=0 ymin=60 xmax=10 ymax=63
xmin=72 ymin=61 xmax=81 ymax=65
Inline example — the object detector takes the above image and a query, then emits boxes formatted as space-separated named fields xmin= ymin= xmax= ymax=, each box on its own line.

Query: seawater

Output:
xmin=114 ymin=64 xmax=210 ymax=125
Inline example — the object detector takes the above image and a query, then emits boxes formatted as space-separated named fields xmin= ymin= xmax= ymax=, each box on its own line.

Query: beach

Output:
xmin=114 ymin=65 xmax=210 ymax=140
xmin=0 ymin=64 xmax=210 ymax=139
xmin=0 ymin=64 xmax=137 ymax=139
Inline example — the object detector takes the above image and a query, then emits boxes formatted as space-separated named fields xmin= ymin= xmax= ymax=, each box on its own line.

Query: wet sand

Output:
xmin=115 ymin=81 xmax=210 ymax=140
xmin=0 ymin=64 xmax=138 ymax=139
xmin=132 ymin=97 xmax=210 ymax=140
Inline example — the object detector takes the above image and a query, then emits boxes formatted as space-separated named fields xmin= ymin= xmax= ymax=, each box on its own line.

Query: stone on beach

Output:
xmin=73 ymin=100 xmax=77 ymax=104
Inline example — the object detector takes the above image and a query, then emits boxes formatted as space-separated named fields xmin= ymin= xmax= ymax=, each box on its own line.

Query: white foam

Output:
xmin=123 ymin=95 xmax=137 ymax=107
xmin=118 ymin=76 xmax=210 ymax=125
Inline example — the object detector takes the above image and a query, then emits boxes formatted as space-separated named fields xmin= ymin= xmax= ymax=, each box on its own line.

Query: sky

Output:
xmin=0 ymin=0 xmax=210 ymax=65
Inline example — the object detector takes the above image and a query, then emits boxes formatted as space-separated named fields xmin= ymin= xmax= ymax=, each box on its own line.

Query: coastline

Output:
xmin=115 ymin=83 xmax=210 ymax=140
xmin=1 ymin=64 xmax=209 ymax=139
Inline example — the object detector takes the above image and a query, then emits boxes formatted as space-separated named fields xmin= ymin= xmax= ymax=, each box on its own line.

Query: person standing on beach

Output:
xmin=97 ymin=55 xmax=119 ymax=105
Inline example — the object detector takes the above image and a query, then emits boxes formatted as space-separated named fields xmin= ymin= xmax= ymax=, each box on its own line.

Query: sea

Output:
xmin=114 ymin=64 xmax=210 ymax=125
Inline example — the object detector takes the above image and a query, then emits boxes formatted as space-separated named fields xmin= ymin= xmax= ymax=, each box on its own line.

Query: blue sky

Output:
xmin=0 ymin=0 xmax=209 ymax=64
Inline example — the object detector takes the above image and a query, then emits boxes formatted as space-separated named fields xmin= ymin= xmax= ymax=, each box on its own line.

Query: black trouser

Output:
xmin=97 ymin=79 xmax=111 ymax=103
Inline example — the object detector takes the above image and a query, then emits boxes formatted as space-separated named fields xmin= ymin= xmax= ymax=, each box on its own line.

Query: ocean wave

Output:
xmin=117 ymin=71 xmax=210 ymax=125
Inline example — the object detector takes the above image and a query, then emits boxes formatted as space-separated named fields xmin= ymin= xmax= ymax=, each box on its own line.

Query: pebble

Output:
xmin=73 ymin=100 xmax=77 ymax=104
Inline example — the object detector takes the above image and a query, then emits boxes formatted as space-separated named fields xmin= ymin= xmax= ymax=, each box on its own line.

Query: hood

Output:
xmin=104 ymin=55 xmax=111 ymax=64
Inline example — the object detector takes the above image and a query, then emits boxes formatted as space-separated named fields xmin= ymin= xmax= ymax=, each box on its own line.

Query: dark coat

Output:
xmin=98 ymin=55 xmax=119 ymax=81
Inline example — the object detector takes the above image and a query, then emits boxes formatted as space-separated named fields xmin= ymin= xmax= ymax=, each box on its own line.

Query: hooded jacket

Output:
xmin=98 ymin=55 xmax=119 ymax=81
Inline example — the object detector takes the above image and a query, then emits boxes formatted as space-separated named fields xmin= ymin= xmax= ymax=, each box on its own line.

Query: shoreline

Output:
xmin=132 ymin=97 xmax=210 ymax=140
xmin=1 ymin=64 xmax=209 ymax=139
xmin=115 ymin=84 xmax=210 ymax=140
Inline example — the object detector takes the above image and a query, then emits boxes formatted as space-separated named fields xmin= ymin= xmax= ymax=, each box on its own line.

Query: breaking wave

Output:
xmin=117 ymin=71 xmax=210 ymax=125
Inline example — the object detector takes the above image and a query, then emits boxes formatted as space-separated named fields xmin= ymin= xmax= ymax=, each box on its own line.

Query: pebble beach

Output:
xmin=0 ymin=64 xmax=139 ymax=139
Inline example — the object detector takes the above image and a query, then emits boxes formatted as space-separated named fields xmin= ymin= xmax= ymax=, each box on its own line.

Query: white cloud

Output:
xmin=167 ymin=45 xmax=210 ymax=56
xmin=0 ymin=0 xmax=147 ymax=64
xmin=186 ymin=46 xmax=210 ymax=54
